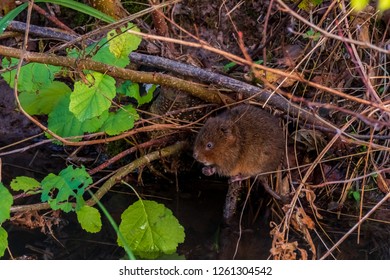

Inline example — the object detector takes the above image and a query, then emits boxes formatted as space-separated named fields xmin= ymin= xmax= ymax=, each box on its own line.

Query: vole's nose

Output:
xmin=193 ymin=151 xmax=198 ymax=159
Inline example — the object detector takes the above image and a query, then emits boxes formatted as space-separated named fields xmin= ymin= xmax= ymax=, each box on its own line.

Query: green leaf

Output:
xmin=48 ymin=93 xmax=108 ymax=140
xmin=41 ymin=166 xmax=92 ymax=212
xmin=351 ymin=0 xmax=369 ymax=11
xmin=0 ymin=183 xmax=13 ymax=224
xmin=70 ymin=38 xmax=129 ymax=68
xmin=298 ymin=0 xmax=323 ymax=11
xmin=108 ymin=23 xmax=142 ymax=63
xmin=1 ymin=58 xmax=61 ymax=93
xmin=378 ymin=0 xmax=390 ymax=10
xmin=223 ymin=61 xmax=237 ymax=72
xmin=76 ymin=205 xmax=102 ymax=233
xmin=0 ymin=0 xmax=114 ymax=35
xmin=70 ymin=72 xmax=116 ymax=121
xmin=119 ymin=81 xmax=155 ymax=106
xmin=118 ymin=200 xmax=185 ymax=259
xmin=19 ymin=81 xmax=71 ymax=115
xmin=10 ymin=176 xmax=40 ymax=192
xmin=91 ymin=40 xmax=129 ymax=68
xmin=0 ymin=2 xmax=28 ymax=35
xmin=0 ymin=185 xmax=12 ymax=224
xmin=352 ymin=191 xmax=361 ymax=202
xmin=0 ymin=227 xmax=8 ymax=258
xmin=101 ymin=105 xmax=139 ymax=135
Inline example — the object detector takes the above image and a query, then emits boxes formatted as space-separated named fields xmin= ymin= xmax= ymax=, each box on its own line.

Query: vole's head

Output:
xmin=193 ymin=116 xmax=239 ymax=167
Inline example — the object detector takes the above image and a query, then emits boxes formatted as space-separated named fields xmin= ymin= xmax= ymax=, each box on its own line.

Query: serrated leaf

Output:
xmin=10 ymin=176 xmax=40 ymax=192
xmin=48 ymin=93 xmax=108 ymax=140
xmin=101 ymin=105 xmax=139 ymax=135
xmin=76 ymin=205 xmax=102 ymax=233
xmin=93 ymin=39 xmax=130 ymax=68
xmin=70 ymin=38 xmax=130 ymax=68
xmin=108 ymin=23 xmax=141 ymax=63
xmin=0 ymin=227 xmax=8 ymax=258
xmin=41 ymin=166 xmax=92 ymax=212
xmin=70 ymin=72 xmax=116 ymax=121
xmin=19 ymin=81 xmax=71 ymax=115
xmin=0 ymin=183 xmax=13 ymax=224
xmin=1 ymin=58 xmax=60 ymax=93
xmin=118 ymin=200 xmax=185 ymax=259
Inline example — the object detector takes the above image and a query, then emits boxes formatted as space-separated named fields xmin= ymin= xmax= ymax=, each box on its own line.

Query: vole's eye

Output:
xmin=206 ymin=142 xmax=214 ymax=150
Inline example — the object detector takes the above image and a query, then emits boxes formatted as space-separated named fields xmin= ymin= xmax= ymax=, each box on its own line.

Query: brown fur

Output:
xmin=193 ymin=105 xmax=285 ymax=178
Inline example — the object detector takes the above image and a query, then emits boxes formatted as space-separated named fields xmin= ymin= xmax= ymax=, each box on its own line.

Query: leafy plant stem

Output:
xmin=86 ymin=189 xmax=136 ymax=260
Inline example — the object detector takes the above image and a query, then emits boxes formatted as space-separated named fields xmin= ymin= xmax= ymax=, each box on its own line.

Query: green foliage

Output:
xmin=86 ymin=38 xmax=130 ymax=68
xmin=0 ymin=227 xmax=8 ymax=258
xmin=223 ymin=61 xmax=237 ymax=72
xmin=10 ymin=176 xmax=40 ymax=192
xmin=41 ymin=166 xmax=92 ymax=213
xmin=118 ymin=81 xmax=156 ymax=106
xmin=0 ymin=183 xmax=13 ymax=224
xmin=303 ymin=29 xmax=321 ymax=41
xmin=70 ymin=72 xmax=116 ymax=121
xmin=19 ymin=82 xmax=71 ymax=115
xmin=76 ymin=205 xmax=102 ymax=233
xmin=351 ymin=0 xmax=390 ymax=11
xmin=0 ymin=0 xmax=114 ymax=35
xmin=118 ymin=200 xmax=185 ymax=259
xmin=47 ymin=94 xmax=108 ymax=140
xmin=348 ymin=190 xmax=361 ymax=202
xmin=2 ymin=24 xmax=148 ymax=141
xmin=378 ymin=0 xmax=390 ymax=10
xmin=108 ymin=23 xmax=142 ymax=66
xmin=298 ymin=0 xmax=323 ymax=11
xmin=1 ymin=58 xmax=60 ymax=92
xmin=351 ymin=0 xmax=370 ymax=10
xmin=0 ymin=183 xmax=12 ymax=257
xmin=101 ymin=105 xmax=139 ymax=136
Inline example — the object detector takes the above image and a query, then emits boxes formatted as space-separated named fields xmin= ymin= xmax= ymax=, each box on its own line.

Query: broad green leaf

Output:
xmin=76 ymin=205 xmax=102 ymax=233
xmin=10 ymin=176 xmax=40 ymax=192
xmin=0 ymin=183 xmax=13 ymax=224
xmin=19 ymin=81 xmax=71 ymax=115
xmin=119 ymin=81 xmax=155 ymax=106
xmin=48 ymin=93 xmax=108 ymax=140
xmin=41 ymin=166 xmax=92 ymax=212
xmin=118 ymin=200 xmax=185 ymax=259
xmin=0 ymin=227 xmax=8 ymax=258
xmin=92 ymin=39 xmax=130 ymax=68
xmin=101 ymin=105 xmax=139 ymax=135
xmin=69 ymin=38 xmax=129 ymax=68
xmin=108 ymin=23 xmax=142 ymax=64
xmin=1 ymin=58 xmax=60 ymax=93
xmin=70 ymin=72 xmax=116 ymax=121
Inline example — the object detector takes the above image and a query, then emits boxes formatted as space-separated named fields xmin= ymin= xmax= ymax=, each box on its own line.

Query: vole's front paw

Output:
xmin=202 ymin=166 xmax=216 ymax=176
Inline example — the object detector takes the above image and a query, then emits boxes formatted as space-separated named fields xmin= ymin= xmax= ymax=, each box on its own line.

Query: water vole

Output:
xmin=193 ymin=104 xmax=285 ymax=181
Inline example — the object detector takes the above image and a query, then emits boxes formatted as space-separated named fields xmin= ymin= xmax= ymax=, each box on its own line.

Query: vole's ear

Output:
xmin=219 ymin=124 xmax=232 ymax=136
xmin=220 ymin=122 xmax=233 ymax=136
